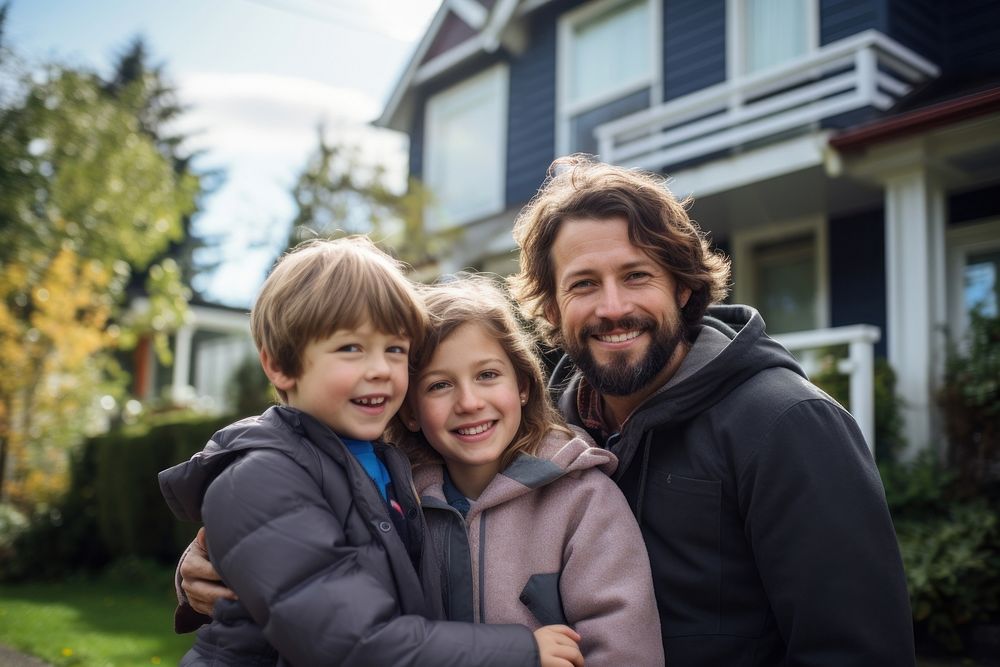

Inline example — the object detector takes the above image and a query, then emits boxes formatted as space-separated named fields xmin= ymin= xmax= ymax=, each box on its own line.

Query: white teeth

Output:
xmin=597 ymin=330 xmax=642 ymax=343
xmin=457 ymin=422 xmax=494 ymax=436
xmin=355 ymin=397 xmax=386 ymax=406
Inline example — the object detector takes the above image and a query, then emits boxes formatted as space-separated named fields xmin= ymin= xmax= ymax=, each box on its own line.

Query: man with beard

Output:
xmin=173 ymin=156 xmax=915 ymax=666
xmin=507 ymin=155 xmax=915 ymax=666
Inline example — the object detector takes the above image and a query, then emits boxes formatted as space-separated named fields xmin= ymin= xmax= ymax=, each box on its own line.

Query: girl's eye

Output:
xmin=426 ymin=381 xmax=450 ymax=392
xmin=387 ymin=345 xmax=409 ymax=355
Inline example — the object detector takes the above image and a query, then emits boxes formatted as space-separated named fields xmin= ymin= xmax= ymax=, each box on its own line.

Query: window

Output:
xmin=733 ymin=217 xmax=828 ymax=334
xmin=948 ymin=219 xmax=1000 ymax=337
xmin=727 ymin=0 xmax=817 ymax=78
xmin=425 ymin=64 xmax=508 ymax=228
xmin=557 ymin=0 xmax=658 ymax=155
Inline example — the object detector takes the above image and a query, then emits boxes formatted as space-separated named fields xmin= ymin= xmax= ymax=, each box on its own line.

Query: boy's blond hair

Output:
xmin=250 ymin=237 xmax=427 ymax=402
xmin=388 ymin=275 xmax=571 ymax=470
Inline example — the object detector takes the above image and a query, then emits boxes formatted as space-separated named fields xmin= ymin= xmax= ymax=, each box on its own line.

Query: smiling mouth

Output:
xmin=352 ymin=396 xmax=387 ymax=406
xmin=595 ymin=330 xmax=643 ymax=344
xmin=455 ymin=421 xmax=495 ymax=436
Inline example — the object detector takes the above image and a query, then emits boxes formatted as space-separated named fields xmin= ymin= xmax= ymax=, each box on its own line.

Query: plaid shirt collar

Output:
xmin=576 ymin=375 xmax=615 ymax=443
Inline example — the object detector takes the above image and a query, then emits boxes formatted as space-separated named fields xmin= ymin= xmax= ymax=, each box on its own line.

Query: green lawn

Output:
xmin=0 ymin=570 xmax=194 ymax=667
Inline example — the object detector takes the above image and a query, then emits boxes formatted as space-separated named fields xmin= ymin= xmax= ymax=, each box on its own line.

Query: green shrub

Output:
xmin=895 ymin=499 xmax=1000 ymax=652
xmin=0 ymin=411 xmax=232 ymax=581
xmin=940 ymin=310 xmax=1000 ymax=498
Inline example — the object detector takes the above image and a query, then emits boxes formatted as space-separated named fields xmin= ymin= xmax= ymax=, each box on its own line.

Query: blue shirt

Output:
xmin=341 ymin=437 xmax=392 ymax=502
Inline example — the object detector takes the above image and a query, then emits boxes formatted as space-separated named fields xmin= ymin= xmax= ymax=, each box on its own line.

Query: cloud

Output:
xmin=169 ymin=71 xmax=410 ymax=307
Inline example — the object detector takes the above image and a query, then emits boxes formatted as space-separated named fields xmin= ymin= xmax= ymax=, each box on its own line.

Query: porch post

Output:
xmin=883 ymin=165 xmax=946 ymax=456
xmin=172 ymin=324 xmax=195 ymax=404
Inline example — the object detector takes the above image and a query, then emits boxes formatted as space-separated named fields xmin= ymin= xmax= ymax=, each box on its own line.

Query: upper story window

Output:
xmin=557 ymin=0 xmax=659 ymax=155
xmin=424 ymin=64 xmax=509 ymax=229
xmin=728 ymin=0 xmax=818 ymax=78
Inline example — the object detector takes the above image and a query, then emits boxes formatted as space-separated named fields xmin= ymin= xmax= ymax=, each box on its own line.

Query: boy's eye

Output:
xmin=387 ymin=344 xmax=409 ymax=355
xmin=337 ymin=344 xmax=362 ymax=353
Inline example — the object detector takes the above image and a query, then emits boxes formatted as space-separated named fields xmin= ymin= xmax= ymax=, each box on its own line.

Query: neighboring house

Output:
xmin=377 ymin=0 xmax=1000 ymax=457
xmin=130 ymin=297 xmax=255 ymax=414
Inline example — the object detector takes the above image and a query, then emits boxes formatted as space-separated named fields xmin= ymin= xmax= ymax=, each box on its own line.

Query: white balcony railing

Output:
xmin=773 ymin=324 xmax=881 ymax=454
xmin=595 ymin=30 xmax=939 ymax=172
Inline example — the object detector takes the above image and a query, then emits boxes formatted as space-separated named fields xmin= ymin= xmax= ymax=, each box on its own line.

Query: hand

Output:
xmin=534 ymin=625 xmax=583 ymax=667
xmin=180 ymin=527 xmax=237 ymax=615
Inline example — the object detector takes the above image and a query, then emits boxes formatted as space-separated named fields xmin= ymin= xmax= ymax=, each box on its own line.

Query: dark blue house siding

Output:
xmin=408 ymin=101 xmax=425 ymax=180
xmin=819 ymin=0 xmax=884 ymax=129
xmin=943 ymin=0 xmax=1000 ymax=74
xmin=885 ymin=0 xmax=941 ymax=63
xmin=663 ymin=0 xmax=725 ymax=101
xmin=506 ymin=5 xmax=561 ymax=206
xmin=829 ymin=209 xmax=887 ymax=357
xmin=820 ymin=0 xmax=883 ymax=45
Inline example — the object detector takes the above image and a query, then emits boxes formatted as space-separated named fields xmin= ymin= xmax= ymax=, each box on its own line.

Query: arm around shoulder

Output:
xmin=202 ymin=449 xmax=539 ymax=666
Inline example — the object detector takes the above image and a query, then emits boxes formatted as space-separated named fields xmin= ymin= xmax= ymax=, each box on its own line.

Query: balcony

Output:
xmin=595 ymin=30 xmax=939 ymax=172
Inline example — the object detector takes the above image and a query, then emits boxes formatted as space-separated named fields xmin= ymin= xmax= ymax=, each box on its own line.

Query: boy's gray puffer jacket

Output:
xmin=159 ymin=406 xmax=538 ymax=666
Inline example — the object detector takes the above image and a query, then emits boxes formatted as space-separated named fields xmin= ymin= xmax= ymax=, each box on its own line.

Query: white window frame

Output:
xmin=732 ymin=215 xmax=829 ymax=332
xmin=726 ymin=0 xmax=819 ymax=80
xmin=556 ymin=0 xmax=661 ymax=156
xmin=946 ymin=217 xmax=1000 ymax=340
xmin=424 ymin=63 xmax=509 ymax=229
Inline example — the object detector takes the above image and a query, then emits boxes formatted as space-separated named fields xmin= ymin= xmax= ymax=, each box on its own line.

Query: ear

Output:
xmin=677 ymin=285 xmax=693 ymax=310
xmin=518 ymin=383 xmax=529 ymax=407
xmin=542 ymin=300 xmax=561 ymax=329
xmin=259 ymin=349 xmax=296 ymax=393
xmin=397 ymin=400 xmax=421 ymax=433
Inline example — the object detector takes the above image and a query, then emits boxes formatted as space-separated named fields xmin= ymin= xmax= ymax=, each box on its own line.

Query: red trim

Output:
xmin=830 ymin=86 xmax=1000 ymax=151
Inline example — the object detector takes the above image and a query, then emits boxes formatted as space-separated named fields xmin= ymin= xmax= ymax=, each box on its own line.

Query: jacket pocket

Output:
xmin=644 ymin=470 xmax=722 ymax=636
xmin=519 ymin=572 xmax=568 ymax=627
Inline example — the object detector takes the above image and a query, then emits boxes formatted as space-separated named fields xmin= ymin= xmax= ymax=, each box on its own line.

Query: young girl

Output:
xmin=391 ymin=275 xmax=664 ymax=666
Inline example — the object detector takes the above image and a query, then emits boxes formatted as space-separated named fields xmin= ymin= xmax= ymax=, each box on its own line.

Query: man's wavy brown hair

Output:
xmin=509 ymin=155 xmax=730 ymax=347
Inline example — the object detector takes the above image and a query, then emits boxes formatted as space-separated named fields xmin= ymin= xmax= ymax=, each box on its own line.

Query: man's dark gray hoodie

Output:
xmin=552 ymin=304 xmax=915 ymax=666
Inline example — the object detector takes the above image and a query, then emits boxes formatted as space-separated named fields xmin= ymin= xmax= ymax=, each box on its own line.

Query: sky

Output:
xmin=5 ymin=0 xmax=441 ymax=308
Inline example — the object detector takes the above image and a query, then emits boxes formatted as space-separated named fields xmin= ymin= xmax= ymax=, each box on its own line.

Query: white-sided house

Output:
xmin=130 ymin=297 xmax=255 ymax=414
xmin=378 ymin=0 xmax=1000 ymax=456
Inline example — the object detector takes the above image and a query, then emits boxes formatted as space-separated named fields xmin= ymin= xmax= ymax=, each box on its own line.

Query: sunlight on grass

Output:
xmin=0 ymin=572 xmax=194 ymax=667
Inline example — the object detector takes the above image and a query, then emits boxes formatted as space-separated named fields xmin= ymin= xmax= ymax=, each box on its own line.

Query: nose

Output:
xmin=594 ymin=282 xmax=634 ymax=321
xmin=365 ymin=353 xmax=391 ymax=380
xmin=454 ymin=383 xmax=485 ymax=413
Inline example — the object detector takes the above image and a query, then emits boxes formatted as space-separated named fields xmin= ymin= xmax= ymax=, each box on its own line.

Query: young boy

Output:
xmin=158 ymin=238 xmax=581 ymax=666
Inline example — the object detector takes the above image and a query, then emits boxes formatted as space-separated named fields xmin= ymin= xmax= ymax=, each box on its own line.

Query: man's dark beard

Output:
xmin=566 ymin=315 xmax=686 ymax=397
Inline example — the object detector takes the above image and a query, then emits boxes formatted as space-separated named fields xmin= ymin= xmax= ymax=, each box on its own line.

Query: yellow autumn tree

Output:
xmin=0 ymin=64 xmax=197 ymax=509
